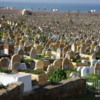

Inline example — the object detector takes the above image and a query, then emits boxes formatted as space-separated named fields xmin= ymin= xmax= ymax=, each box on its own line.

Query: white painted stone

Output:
xmin=51 ymin=56 xmax=56 ymax=59
xmin=81 ymin=67 xmax=91 ymax=77
xmin=97 ymin=60 xmax=100 ymax=64
xmin=1 ymin=39 xmax=7 ymax=43
xmin=56 ymin=48 xmax=61 ymax=59
xmin=81 ymin=60 xmax=88 ymax=65
xmin=0 ymin=73 xmax=32 ymax=93
xmin=90 ymin=66 xmax=94 ymax=74
xmin=86 ymin=82 xmax=93 ymax=86
xmin=91 ymin=59 xmax=97 ymax=66
xmin=69 ymin=72 xmax=79 ymax=77
xmin=4 ymin=49 xmax=9 ymax=54
xmin=71 ymin=44 xmax=75 ymax=52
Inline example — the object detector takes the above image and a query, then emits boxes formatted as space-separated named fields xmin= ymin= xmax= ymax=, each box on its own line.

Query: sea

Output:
xmin=0 ymin=1 xmax=100 ymax=12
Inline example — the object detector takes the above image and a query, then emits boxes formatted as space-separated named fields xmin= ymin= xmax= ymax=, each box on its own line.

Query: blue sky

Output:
xmin=0 ymin=0 xmax=100 ymax=4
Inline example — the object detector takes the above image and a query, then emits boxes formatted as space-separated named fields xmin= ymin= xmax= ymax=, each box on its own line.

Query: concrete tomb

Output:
xmin=0 ymin=73 xmax=32 ymax=93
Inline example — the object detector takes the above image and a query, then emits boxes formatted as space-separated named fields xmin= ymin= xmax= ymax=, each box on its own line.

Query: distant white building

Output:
xmin=52 ymin=9 xmax=59 ymax=12
xmin=90 ymin=10 xmax=96 ymax=13
xmin=6 ymin=7 xmax=13 ymax=10
xmin=22 ymin=9 xmax=32 ymax=15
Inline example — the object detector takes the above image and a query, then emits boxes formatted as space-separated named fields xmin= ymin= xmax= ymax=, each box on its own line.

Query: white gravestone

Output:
xmin=90 ymin=66 xmax=94 ymax=74
xmin=97 ymin=60 xmax=100 ymax=64
xmin=0 ymin=73 xmax=32 ymax=93
xmin=4 ymin=49 xmax=9 ymax=54
xmin=81 ymin=67 xmax=91 ymax=77
xmin=71 ymin=44 xmax=75 ymax=52
xmin=56 ymin=48 xmax=61 ymax=59
xmin=91 ymin=59 xmax=97 ymax=66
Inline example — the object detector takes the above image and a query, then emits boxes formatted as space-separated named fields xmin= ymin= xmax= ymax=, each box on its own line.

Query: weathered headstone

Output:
xmin=34 ymin=60 xmax=44 ymax=71
xmin=10 ymin=54 xmax=21 ymax=70
xmin=47 ymin=64 xmax=58 ymax=74
xmin=53 ymin=59 xmax=62 ymax=69
xmin=4 ymin=43 xmax=14 ymax=56
xmin=30 ymin=47 xmax=37 ymax=59
xmin=0 ymin=57 xmax=10 ymax=70
xmin=24 ymin=45 xmax=32 ymax=54
xmin=65 ymin=50 xmax=75 ymax=60
xmin=20 ymin=63 xmax=27 ymax=70
xmin=49 ymin=43 xmax=55 ymax=51
xmin=35 ymin=45 xmax=42 ymax=54
xmin=62 ymin=57 xmax=73 ymax=70
xmin=17 ymin=49 xmax=24 ymax=59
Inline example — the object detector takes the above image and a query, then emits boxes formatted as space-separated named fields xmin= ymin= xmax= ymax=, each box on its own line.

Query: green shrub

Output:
xmin=21 ymin=58 xmax=33 ymax=63
xmin=49 ymin=69 xmax=67 ymax=82
xmin=0 ymin=54 xmax=7 ymax=56
xmin=0 ymin=85 xmax=5 ymax=89
xmin=71 ymin=57 xmax=77 ymax=62
xmin=84 ymin=74 xmax=100 ymax=80
xmin=76 ymin=59 xmax=81 ymax=63
xmin=65 ymin=68 xmax=77 ymax=78
xmin=85 ymin=52 xmax=91 ymax=55
xmin=0 ymin=35 xmax=2 ymax=39
xmin=35 ymin=54 xmax=45 ymax=60
xmin=96 ymin=56 xmax=100 ymax=60
xmin=0 ymin=68 xmax=11 ymax=73
xmin=25 ymin=53 xmax=29 ymax=56
xmin=86 ymin=85 xmax=95 ymax=94
xmin=71 ymin=57 xmax=81 ymax=63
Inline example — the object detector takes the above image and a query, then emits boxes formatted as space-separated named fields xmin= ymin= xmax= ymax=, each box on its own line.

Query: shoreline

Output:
xmin=0 ymin=8 xmax=100 ymax=15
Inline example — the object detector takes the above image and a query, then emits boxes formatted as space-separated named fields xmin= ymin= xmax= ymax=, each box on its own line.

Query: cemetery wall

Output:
xmin=0 ymin=77 xmax=86 ymax=100
xmin=0 ymin=82 xmax=23 ymax=100
xmin=24 ymin=77 xmax=86 ymax=100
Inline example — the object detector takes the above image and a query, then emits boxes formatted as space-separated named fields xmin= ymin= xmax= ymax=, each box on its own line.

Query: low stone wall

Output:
xmin=0 ymin=82 xmax=24 ymax=100
xmin=0 ymin=77 xmax=86 ymax=100
xmin=24 ymin=77 xmax=86 ymax=100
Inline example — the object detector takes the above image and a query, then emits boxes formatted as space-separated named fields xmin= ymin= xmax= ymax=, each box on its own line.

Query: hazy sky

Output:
xmin=0 ymin=0 xmax=100 ymax=4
